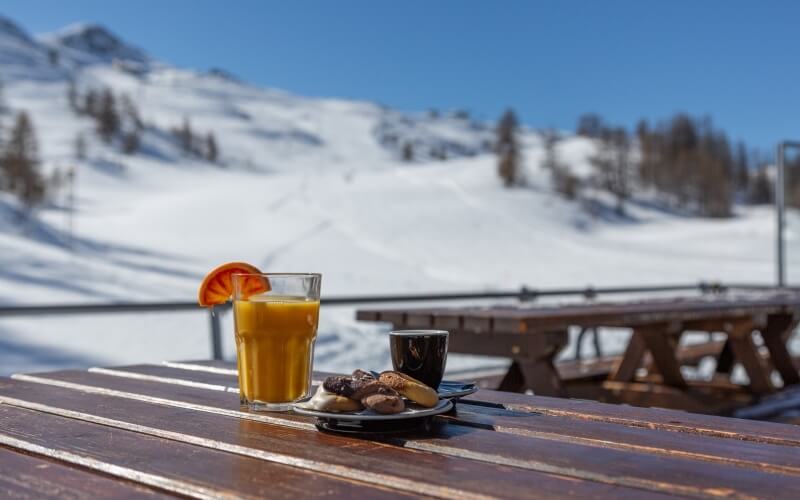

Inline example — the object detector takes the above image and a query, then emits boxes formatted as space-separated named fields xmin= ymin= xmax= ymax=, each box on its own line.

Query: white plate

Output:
xmin=293 ymin=398 xmax=453 ymax=421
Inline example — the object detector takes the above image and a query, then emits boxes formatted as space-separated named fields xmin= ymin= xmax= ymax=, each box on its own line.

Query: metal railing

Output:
xmin=0 ymin=281 xmax=778 ymax=360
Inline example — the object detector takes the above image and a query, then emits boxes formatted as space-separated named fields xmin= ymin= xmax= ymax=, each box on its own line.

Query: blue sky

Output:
xmin=2 ymin=0 xmax=799 ymax=151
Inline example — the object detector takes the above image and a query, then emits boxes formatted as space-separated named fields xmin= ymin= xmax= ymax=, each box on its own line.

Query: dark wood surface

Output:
xmin=356 ymin=293 xmax=800 ymax=331
xmin=1 ymin=361 xmax=800 ymax=498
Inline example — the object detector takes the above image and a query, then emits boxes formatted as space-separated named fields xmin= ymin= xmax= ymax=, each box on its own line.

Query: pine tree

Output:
xmin=67 ymin=79 xmax=79 ymax=112
xmin=175 ymin=117 xmax=194 ymax=155
xmin=401 ymin=142 xmax=414 ymax=162
xmin=122 ymin=131 xmax=140 ymax=154
xmin=0 ymin=80 xmax=7 ymax=114
xmin=590 ymin=127 xmax=632 ymax=214
xmin=205 ymin=132 xmax=218 ymax=162
xmin=749 ymin=166 xmax=773 ymax=204
xmin=74 ymin=133 xmax=87 ymax=160
xmin=576 ymin=113 xmax=604 ymax=138
xmin=542 ymin=129 xmax=578 ymax=199
xmin=96 ymin=89 xmax=120 ymax=142
xmin=496 ymin=109 xmax=522 ymax=187
xmin=0 ymin=111 xmax=45 ymax=209
xmin=120 ymin=94 xmax=143 ymax=132
xmin=48 ymin=48 xmax=59 ymax=66
xmin=83 ymin=89 xmax=99 ymax=117
xmin=734 ymin=141 xmax=749 ymax=194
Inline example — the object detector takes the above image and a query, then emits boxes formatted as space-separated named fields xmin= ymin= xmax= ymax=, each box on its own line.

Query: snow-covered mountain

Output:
xmin=0 ymin=15 xmax=796 ymax=375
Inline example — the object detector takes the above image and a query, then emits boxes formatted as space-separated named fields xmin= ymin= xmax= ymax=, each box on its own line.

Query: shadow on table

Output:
xmin=0 ymin=337 xmax=99 ymax=376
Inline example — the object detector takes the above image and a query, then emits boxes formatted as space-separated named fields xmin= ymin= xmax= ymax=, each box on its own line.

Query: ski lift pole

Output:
xmin=776 ymin=141 xmax=800 ymax=287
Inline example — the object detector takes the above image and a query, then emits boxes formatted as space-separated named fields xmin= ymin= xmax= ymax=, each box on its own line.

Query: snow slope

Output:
xmin=0 ymin=16 xmax=796 ymax=376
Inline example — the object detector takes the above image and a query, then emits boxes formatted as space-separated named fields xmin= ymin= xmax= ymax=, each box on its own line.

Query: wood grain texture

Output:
xmin=0 ymin=377 xmax=666 ymax=500
xmin=444 ymin=404 xmax=800 ymax=475
xmin=462 ymin=388 xmax=800 ymax=447
xmin=357 ymin=293 xmax=800 ymax=331
xmin=0 ymin=446 xmax=176 ymax=499
xmin=148 ymin=362 xmax=800 ymax=447
xmin=10 ymin=371 xmax=800 ymax=499
xmin=0 ymin=405 xmax=414 ymax=500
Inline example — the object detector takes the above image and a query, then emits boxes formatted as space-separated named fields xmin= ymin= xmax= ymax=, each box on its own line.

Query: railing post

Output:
xmin=209 ymin=309 xmax=223 ymax=360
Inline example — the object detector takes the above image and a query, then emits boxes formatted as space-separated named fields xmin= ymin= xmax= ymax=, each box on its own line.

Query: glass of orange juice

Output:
xmin=231 ymin=273 xmax=321 ymax=411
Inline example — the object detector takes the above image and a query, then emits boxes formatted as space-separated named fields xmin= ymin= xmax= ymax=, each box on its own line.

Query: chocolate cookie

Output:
xmin=322 ymin=375 xmax=356 ymax=398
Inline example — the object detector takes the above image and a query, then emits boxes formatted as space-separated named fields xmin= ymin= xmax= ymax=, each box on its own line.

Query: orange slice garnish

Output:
xmin=198 ymin=262 xmax=270 ymax=307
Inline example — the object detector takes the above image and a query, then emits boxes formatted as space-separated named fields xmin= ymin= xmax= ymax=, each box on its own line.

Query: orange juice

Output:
xmin=233 ymin=295 xmax=319 ymax=404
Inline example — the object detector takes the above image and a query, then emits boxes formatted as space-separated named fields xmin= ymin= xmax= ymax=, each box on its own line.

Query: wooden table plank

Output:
xmin=110 ymin=362 xmax=800 ymax=446
xmin=10 ymin=370 xmax=800 ymax=499
xmin=359 ymin=294 xmax=800 ymax=333
xmin=167 ymin=362 xmax=800 ymax=446
xmin=0 ymin=377 xmax=668 ymax=500
xmin=0 ymin=404 xmax=410 ymax=500
xmin=443 ymin=405 xmax=800 ymax=474
xmin=463 ymin=388 xmax=800 ymax=447
xmin=95 ymin=364 xmax=800 ymax=473
xmin=0 ymin=446 xmax=176 ymax=499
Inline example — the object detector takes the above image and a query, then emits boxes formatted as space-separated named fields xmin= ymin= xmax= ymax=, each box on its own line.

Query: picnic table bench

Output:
xmin=3 ymin=360 xmax=800 ymax=498
xmin=357 ymin=292 xmax=800 ymax=413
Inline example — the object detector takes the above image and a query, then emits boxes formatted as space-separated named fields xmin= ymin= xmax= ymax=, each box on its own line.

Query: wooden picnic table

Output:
xmin=356 ymin=292 xmax=800 ymax=412
xmin=3 ymin=360 xmax=800 ymax=499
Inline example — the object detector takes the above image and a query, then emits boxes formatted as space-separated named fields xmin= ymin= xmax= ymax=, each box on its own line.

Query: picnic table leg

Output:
xmin=639 ymin=325 xmax=687 ymax=388
xmin=715 ymin=341 xmax=734 ymax=374
xmin=498 ymin=361 xmax=525 ymax=393
xmin=760 ymin=314 xmax=800 ymax=386
xmin=519 ymin=357 xmax=566 ymax=397
xmin=727 ymin=319 xmax=774 ymax=395
xmin=498 ymin=331 xmax=568 ymax=397
xmin=498 ymin=358 xmax=566 ymax=397
xmin=609 ymin=330 xmax=647 ymax=382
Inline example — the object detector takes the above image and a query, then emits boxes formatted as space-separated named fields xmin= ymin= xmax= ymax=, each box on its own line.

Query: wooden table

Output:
xmin=357 ymin=293 xmax=800 ymax=411
xmin=3 ymin=361 xmax=800 ymax=499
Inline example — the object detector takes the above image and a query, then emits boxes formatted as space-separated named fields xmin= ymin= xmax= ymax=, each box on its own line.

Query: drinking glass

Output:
xmin=232 ymin=273 xmax=321 ymax=411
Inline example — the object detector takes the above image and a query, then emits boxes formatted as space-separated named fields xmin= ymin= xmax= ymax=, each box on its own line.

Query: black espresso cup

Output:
xmin=389 ymin=330 xmax=449 ymax=389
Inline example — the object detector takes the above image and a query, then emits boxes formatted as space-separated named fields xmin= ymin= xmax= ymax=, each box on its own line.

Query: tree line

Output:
xmin=67 ymin=81 xmax=220 ymax=162
xmin=496 ymin=108 xmax=780 ymax=217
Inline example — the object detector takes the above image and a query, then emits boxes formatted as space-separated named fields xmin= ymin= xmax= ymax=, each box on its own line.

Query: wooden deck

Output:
xmin=2 ymin=361 xmax=800 ymax=498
